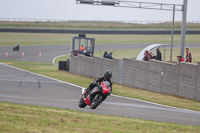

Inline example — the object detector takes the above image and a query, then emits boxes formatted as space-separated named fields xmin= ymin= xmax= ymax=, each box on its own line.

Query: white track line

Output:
xmin=52 ymin=54 xmax=67 ymax=65
xmin=0 ymin=63 xmax=82 ymax=89
xmin=0 ymin=62 xmax=199 ymax=113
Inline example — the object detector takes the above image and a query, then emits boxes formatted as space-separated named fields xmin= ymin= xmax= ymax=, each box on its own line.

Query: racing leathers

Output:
xmin=84 ymin=77 xmax=112 ymax=97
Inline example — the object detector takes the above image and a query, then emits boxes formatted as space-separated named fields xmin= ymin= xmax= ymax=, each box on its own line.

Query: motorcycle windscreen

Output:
xmin=101 ymin=81 xmax=111 ymax=94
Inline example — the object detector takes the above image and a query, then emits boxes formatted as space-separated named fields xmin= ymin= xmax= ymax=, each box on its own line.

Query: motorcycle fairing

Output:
xmin=84 ymin=95 xmax=91 ymax=106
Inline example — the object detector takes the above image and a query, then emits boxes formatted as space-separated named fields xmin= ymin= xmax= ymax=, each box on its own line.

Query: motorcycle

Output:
xmin=78 ymin=81 xmax=112 ymax=109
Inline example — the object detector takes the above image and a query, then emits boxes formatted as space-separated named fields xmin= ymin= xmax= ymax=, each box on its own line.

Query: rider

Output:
xmin=84 ymin=70 xmax=112 ymax=98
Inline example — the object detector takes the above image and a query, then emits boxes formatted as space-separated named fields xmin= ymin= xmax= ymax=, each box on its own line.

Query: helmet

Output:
xmin=104 ymin=70 xmax=112 ymax=79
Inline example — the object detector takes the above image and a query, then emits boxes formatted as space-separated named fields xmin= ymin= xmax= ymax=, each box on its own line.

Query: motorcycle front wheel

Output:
xmin=90 ymin=94 xmax=103 ymax=109
xmin=78 ymin=97 xmax=87 ymax=108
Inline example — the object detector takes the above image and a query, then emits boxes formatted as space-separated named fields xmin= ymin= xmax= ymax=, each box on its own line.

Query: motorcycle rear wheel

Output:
xmin=91 ymin=94 xmax=103 ymax=109
xmin=78 ymin=97 xmax=87 ymax=108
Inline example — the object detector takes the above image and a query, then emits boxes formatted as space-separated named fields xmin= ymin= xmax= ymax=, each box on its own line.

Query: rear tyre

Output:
xmin=78 ymin=97 xmax=87 ymax=108
xmin=91 ymin=94 xmax=103 ymax=109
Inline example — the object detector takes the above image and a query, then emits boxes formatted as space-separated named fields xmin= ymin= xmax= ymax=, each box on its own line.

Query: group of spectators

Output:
xmin=103 ymin=51 xmax=113 ymax=59
xmin=177 ymin=48 xmax=192 ymax=64
xmin=80 ymin=45 xmax=92 ymax=57
xmin=80 ymin=44 xmax=192 ymax=64
xmin=143 ymin=47 xmax=192 ymax=64
xmin=143 ymin=48 xmax=162 ymax=61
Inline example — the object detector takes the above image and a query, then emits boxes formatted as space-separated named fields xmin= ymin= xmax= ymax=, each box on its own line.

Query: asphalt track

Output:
xmin=0 ymin=63 xmax=200 ymax=126
xmin=0 ymin=43 xmax=199 ymax=63
xmin=1 ymin=43 xmax=200 ymax=126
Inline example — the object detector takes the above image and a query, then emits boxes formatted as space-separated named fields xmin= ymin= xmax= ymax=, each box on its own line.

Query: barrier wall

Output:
xmin=197 ymin=62 xmax=200 ymax=101
xmin=69 ymin=55 xmax=121 ymax=83
xmin=178 ymin=63 xmax=197 ymax=99
xmin=161 ymin=62 xmax=179 ymax=95
xmin=147 ymin=61 xmax=163 ymax=93
xmin=122 ymin=58 xmax=149 ymax=89
xmin=69 ymin=55 xmax=200 ymax=101
xmin=122 ymin=58 xmax=135 ymax=88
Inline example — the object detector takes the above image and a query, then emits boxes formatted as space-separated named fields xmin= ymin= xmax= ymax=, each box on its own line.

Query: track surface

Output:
xmin=1 ymin=63 xmax=200 ymax=126
xmin=0 ymin=43 xmax=200 ymax=126
xmin=0 ymin=43 xmax=199 ymax=63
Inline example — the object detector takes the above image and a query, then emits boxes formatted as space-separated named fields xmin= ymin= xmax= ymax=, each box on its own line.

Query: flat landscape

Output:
xmin=1 ymin=21 xmax=200 ymax=30
xmin=0 ymin=21 xmax=200 ymax=132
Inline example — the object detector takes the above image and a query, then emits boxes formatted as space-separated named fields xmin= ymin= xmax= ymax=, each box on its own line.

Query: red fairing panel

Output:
xmin=102 ymin=82 xmax=111 ymax=94
xmin=84 ymin=95 xmax=91 ymax=106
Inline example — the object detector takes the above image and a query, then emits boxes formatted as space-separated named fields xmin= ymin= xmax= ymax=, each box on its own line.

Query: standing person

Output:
xmin=143 ymin=50 xmax=149 ymax=61
xmin=155 ymin=48 xmax=162 ymax=61
xmin=185 ymin=48 xmax=192 ymax=63
xmin=80 ymin=45 xmax=85 ymax=51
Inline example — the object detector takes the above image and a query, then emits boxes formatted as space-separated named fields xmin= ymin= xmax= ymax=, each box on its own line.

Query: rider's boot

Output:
xmin=83 ymin=87 xmax=91 ymax=98
xmin=83 ymin=91 xmax=87 ymax=98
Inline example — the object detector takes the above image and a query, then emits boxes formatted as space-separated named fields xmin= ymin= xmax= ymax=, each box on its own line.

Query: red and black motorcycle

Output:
xmin=78 ymin=81 xmax=112 ymax=109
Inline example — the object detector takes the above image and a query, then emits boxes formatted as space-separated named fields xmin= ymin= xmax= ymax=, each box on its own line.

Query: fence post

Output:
xmin=118 ymin=60 xmax=124 ymax=84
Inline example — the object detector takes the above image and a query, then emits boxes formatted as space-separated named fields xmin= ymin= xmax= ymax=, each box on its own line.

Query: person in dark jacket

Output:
xmin=103 ymin=51 xmax=109 ymax=58
xmin=83 ymin=50 xmax=91 ymax=57
xmin=108 ymin=52 xmax=113 ymax=59
xmin=103 ymin=51 xmax=113 ymax=59
xmin=155 ymin=48 xmax=162 ymax=61
xmin=84 ymin=70 xmax=112 ymax=98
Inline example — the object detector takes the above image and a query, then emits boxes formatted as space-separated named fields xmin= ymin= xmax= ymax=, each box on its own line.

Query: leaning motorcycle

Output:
xmin=78 ymin=81 xmax=111 ymax=109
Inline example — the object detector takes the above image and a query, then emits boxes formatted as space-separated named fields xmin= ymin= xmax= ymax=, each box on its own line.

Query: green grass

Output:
xmin=1 ymin=60 xmax=200 ymax=112
xmin=1 ymin=21 xmax=200 ymax=30
xmin=54 ymin=54 xmax=70 ymax=64
xmin=1 ymin=102 xmax=200 ymax=133
xmin=0 ymin=32 xmax=200 ymax=46
xmin=0 ymin=33 xmax=75 ymax=46
xmin=55 ymin=47 xmax=200 ymax=64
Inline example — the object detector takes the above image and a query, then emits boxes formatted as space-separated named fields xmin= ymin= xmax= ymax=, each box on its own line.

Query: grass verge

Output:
xmin=0 ymin=32 xmax=200 ymax=46
xmin=1 ymin=60 xmax=200 ymax=111
xmin=1 ymin=21 xmax=200 ymax=30
xmin=1 ymin=102 xmax=200 ymax=133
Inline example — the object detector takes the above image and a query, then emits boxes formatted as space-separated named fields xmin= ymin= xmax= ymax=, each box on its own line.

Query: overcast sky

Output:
xmin=0 ymin=0 xmax=199 ymax=22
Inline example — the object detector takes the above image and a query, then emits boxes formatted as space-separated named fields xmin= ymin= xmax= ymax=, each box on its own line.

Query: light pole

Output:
xmin=76 ymin=0 xmax=186 ymax=62
xmin=170 ymin=5 xmax=175 ymax=62
xmin=180 ymin=0 xmax=188 ymax=58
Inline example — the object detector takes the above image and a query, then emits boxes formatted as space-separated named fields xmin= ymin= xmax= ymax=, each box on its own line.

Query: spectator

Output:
xmin=83 ymin=50 xmax=91 ymax=57
xmin=185 ymin=48 xmax=192 ymax=63
xmin=13 ymin=43 xmax=20 ymax=51
xmin=108 ymin=52 xmax=113 ymax=59
xmin=176 ymin=56 xmax=185 ymax=65
xmin=149 ymin=51 xmax=155 ymax=59
xmin=143 ymin=50 xmax=150 ymax=61
xmin=80 ymin=45 xmax=85 ymax=51
xmin=155 ymin=48 xmax=162 ymax=61
xmin=103 ymin=51 xmax=109 ymax=58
